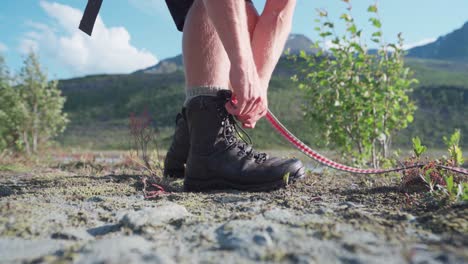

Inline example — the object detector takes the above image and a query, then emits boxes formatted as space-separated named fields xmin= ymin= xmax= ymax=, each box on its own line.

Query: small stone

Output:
xmin=51 ymin=228 xmax=94 ymax=241
xmin=86 ymin=196 xmax=105 ymax=202
xmin=315 ymin=207 xmax=333 ymax=215
xmin=402 ymin=213 xmax=416 ymax=222
xmin=338 ymin=201 xmax=361 ymax=209
xmin=253 ymin=233 xmax=272 ymax=246
xmin=87 ymin=224 xmax=121 ymax=237
xmin=0 ymin=186 xmax=14 ymax=197
xmin=119 ymin=202 xmax=189 ymax=231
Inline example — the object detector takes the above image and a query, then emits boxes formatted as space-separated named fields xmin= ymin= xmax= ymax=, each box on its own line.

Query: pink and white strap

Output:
xmin=266 ymin=111 xmax=468 ymax=175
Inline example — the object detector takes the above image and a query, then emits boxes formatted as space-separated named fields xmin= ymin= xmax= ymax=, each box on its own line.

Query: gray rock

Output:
xmin=119 ymin=202 xmax=189 ymax=231
xmin=252 ymin=233 xmax=273 ymax=246
xmin=86 ymin=196 xmax=105 ymax=202
xmin=338 ymin=201 xmax=362 ymax=209
xmin=87 ymin=224 xmax=121 ymax=237
xmin=0 ymin=238 xmax=70 ymax=263
xmin=215 ymin=195 xmax=249 ymax=203
xmin=315 ymin=207 xmax=333 ymax=215
xmin=76 ymin=236 xmax=173 ymax=264
xmin=263 ymin=208 xmax=295 ymax=223
xmin=396 ymin=212 xmax=417 ymax=222
xmin=51 ymin=228 xmax=94 ymax=241
xmin=215 ymin=220 xmax=277 ymax=260
xmin=0 ymin=186 xmax=14 ymax=197
xmin=406 ymin=244 xmax=464 ymax=264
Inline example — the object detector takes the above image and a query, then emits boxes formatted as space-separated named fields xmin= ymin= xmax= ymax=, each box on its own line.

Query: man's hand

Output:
xmin=226 ymin=64 xmax=267 ymax=128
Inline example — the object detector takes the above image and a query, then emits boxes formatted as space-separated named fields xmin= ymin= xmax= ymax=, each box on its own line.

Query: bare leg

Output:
xmin=251 ymin=0 xmax=296 ymax=88
xmin=184 ymin=0 xmax=264 ymax=123
xmin=240 ymin=0 xmax=296 ymax=125
xmin=183 ymin=0 xmax=231 ymax=92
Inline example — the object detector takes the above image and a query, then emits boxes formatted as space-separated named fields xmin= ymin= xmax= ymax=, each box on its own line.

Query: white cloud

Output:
xmin=403 ymin=38 xmax=436 ymax=50
xmin=19 ymin=1 xmax=158 ymax=77
xmin=0 ymin=42 xmax=8 ymax=53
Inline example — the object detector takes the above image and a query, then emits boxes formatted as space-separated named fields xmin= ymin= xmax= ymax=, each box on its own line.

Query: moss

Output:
xmin=259 ymin=248 xmax=289 ymax=262
xmin=0 ymin=201 xmax=49 ymax=238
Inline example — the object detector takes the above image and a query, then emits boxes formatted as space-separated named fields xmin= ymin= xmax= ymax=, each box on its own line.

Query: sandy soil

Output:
xmin=0 ymin=158 xmax=467 ymax=264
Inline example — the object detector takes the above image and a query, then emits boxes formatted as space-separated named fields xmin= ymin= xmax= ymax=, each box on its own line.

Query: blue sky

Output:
xmin=0 ymin=0 xmax=467 ymax=80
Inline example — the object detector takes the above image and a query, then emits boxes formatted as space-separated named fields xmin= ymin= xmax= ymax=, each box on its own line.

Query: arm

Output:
xmin=202 ymin=0 xmax=266 ymax=127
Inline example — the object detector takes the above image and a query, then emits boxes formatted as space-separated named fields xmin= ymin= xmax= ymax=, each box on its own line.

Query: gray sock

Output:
xmin=184 ymin=86 xmax=227 ymax=106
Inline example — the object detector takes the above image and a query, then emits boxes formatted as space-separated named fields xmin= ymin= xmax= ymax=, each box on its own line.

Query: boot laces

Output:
xmin=218 ymin=107 xmax=267 ymax=163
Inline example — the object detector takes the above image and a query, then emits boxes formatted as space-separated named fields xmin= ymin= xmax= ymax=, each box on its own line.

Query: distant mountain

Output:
xmin=133 ymin=54 xmax=184 ymax=75
xmin=284 ymin=34 xmax=317 ymax=55
xmin=407 ymin=21 xmax=468 ymax=62
xmin=133 ymin=33 xmax=316 ymax=75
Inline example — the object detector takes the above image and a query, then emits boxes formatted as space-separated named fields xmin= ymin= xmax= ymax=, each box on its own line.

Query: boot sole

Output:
xmin=184 ymin=166 xmax=306 ymax=192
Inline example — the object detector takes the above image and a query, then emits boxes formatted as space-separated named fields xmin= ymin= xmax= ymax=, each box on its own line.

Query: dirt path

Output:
xmin=0 ymin=162 xmax=467 ymax=263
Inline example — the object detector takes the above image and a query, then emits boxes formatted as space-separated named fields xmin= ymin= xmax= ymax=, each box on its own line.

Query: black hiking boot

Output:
xmin=163 ymin=109 xmax=190 ymax=178
xmin=184 ymin=90 xmax=305 ymax=192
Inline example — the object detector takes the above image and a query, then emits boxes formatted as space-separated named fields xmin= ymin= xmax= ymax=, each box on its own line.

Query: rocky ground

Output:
xmin=0 ymin=156 xmax=467 ymax=264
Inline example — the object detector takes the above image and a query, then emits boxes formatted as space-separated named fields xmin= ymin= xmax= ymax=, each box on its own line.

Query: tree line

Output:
xmin=0 ymin=52 xmax=68 ymax=156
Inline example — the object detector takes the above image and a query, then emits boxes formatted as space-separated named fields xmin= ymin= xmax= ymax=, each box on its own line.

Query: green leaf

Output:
xmin=348 ymin=25 xmax=357 ymax=34
xmin=412 ymin=136 xmax=427 ymax=158
xmin=324 ymin=22 xmax=334 ymax=28
xmin=367 ymin=5 xmax=378 ymax=13
xmin=340 ymin=13 xmax=352 ymax=22
xmin=320 ymin=32 xmax=333 ymax=38
xmin=283 ymin=173 xmax=290 ymax=185
xmin=319 ymin=10 xmax=328 ymax=17
xmin=445 ymin=175 xmax=454 ymax=195
xmin=369 ymin=18 xmax=382 ymax=28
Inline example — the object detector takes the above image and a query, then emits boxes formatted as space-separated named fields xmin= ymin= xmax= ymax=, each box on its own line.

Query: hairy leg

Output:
xmin=183 ymin=0 xmax=231 ymax=91
xmin=240 ymin=0 xmax=296 ymax=125
xmin=251 ymin=0 xmax=296 ymax=87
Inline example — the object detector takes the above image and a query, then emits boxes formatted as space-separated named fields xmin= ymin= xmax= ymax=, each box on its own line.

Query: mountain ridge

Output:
xmin=134 ymin=20 xmax=468 ymax=76
xmin=133 ymin=33 xmax=316 ymax=75
xmin=407 ymin=21 xmax=468 ymax=62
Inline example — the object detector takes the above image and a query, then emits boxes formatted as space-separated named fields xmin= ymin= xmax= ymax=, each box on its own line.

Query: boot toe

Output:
xmin=286 ymin=159 xmax=306 ymax=182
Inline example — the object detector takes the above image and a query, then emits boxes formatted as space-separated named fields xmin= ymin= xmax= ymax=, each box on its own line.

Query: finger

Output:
xmin=242 ymin=116 xmax=259 ymax=128
xmin=236 ymin=105 xmax=258 ymax=124
xmin=242 ymin=122 xmax=256 ymax=129
xmin=225 ymin=101 xmax=241 ymax=116
xmin=239 ymin=101 xmax=265 ymax=119
xmin=240 ymin=97 xmax=261 ymax=117
xmin=240 ymin=106 xmax=266 ymax=127
xmin=257 ymin=107 xmax=268 ymax=118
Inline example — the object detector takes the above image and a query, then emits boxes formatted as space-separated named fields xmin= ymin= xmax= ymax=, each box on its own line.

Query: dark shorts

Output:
xmin=166 ymin=0 xmax=253 ymax=32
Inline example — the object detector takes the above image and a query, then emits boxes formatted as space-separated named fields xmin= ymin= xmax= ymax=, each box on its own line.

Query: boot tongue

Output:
xmin=217 ymin=90 xmax=233 ymax=101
